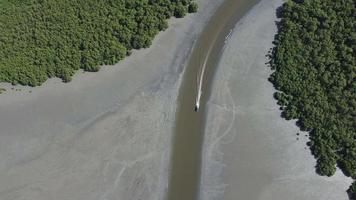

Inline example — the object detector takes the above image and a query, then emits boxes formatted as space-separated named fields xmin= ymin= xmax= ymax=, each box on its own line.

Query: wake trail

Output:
xmin=195 ymin=28 xmax=233 ymax=112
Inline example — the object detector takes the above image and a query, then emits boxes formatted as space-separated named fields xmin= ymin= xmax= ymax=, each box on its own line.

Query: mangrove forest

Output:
xmin=0 ymin=0 xmax=197 ymax=86
xmin=269 ymin=0 xmax=355 ymax=199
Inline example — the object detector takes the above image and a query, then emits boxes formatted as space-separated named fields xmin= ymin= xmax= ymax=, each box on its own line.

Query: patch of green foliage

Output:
xmin=0 ymin=88 xmax=5 ymax=94
xmin=188 ymin=2 xmax=198 ymax=13
xmin=269 ymin=0 xmax=355 ymax=197
xmin=0 ymin=0 xmax=197 ymax=86
xmin=348 ymin=181 xmax=356 ymax=200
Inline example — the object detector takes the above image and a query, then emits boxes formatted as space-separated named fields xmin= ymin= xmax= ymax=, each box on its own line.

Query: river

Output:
xmin=167 ymin=0 xmax=261 ymax=200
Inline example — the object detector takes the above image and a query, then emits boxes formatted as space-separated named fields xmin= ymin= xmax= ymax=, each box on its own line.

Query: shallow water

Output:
xmin=167 ymin=0 xmax=261 ymax=199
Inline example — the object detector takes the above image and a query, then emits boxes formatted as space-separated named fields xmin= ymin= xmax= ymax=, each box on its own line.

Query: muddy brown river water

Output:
xmin=167 ymin=0 xmax=261 ymax=199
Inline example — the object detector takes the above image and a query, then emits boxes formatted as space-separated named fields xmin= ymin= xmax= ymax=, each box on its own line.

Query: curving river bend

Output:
xmin=167 ymin=0 xmax=261 ymax=199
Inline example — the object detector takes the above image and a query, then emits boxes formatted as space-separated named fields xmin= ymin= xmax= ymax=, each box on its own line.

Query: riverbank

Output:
xmin=200 ymin=0 xmax=353 ymax=199
xmin=0 ymin=0 xmax=223 ymax=199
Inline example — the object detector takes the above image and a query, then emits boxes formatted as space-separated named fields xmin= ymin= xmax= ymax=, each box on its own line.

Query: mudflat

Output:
xmin=200 ymin=0 xmax=353 ymax=199
xmin=0 ymin=0 xmax=223 ymax=199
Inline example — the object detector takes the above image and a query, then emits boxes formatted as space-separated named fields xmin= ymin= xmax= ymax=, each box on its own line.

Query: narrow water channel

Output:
xmin=167 ymin=0 xmax=261 ymax=200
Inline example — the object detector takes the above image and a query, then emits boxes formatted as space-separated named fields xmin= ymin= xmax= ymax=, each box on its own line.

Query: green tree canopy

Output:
xmin=269 ymin=0 xmax=355 ymax=198
xmin=0 ymin=0 xmax=197 ymax=86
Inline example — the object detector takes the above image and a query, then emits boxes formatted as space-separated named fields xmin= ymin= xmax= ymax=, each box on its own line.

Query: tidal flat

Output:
xmin=200 ymin=0 xmax=353 ymax=199
xmin=0 ymin=0 xmax=223 ymax=199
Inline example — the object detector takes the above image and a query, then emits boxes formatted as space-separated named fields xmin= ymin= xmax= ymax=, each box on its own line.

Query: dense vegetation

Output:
xmin=0 ymin=0 xmax=197 ymax=86
xmin=269 ymin=0 xmax=355 ymax=198
xmin=349 ymin=181 xmax=356 ymax=200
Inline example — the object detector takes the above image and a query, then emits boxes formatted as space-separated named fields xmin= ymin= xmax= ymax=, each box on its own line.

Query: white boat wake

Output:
xmin=194 ymin=28 xmax=233 ymax=112
xmin=195 ymin=47 xmax=208 ymax=112
xmin=195 ymin=71 xmax=202 ymax=112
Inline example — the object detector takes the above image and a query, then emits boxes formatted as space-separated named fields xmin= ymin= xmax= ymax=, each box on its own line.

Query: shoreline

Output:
xmin=0 ymin=1 xmax=223 ymax=199
xmin=201 ymin=0 xmax=353 ymax=199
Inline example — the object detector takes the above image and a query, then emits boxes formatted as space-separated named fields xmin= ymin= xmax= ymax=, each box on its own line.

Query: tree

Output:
xmin=188 ymin=2 xmax=198 ymax=13
xmin=269 ymin=0 xmax=355 ymax=198
xmin=0 ymin=0 xmax=198 ymax=86
xmin=348 ymin=181 xmax=356 ymax=200
xmin=174 ymin=3 xmax=187 ymax=18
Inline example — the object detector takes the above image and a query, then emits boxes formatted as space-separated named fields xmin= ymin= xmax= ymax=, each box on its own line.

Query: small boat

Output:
xmin=194 ymin=102 xmax=200 ymax=112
